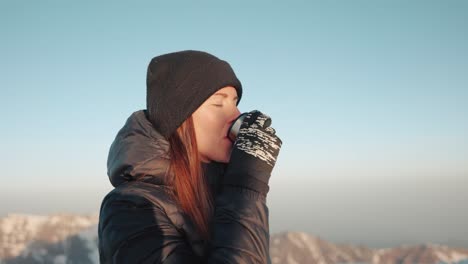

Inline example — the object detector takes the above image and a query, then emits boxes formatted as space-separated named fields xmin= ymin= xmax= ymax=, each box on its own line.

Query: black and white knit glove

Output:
xmin=223 ymin=110 xmax=283 ymax=195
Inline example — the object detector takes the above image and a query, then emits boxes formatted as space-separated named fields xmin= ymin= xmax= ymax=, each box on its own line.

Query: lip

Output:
xmin=224 ymin=130 xmax=230 ymax=139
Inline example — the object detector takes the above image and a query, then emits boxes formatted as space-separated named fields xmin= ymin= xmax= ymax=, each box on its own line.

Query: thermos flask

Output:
xmin=227 ymin=111 xmax=272 ymax=142
xmin=227 ymin=113 xmax=248 ymax=142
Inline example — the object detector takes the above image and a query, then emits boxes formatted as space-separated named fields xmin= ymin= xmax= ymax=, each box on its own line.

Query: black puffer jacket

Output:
xmin=98 ymin=110 xmax=271 ymax=263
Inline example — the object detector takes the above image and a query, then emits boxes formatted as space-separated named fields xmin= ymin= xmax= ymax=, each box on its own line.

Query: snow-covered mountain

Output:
xmin=270 ymin=231 xmax=374 ymax=263
xmin=0 ymin=213 xmax=98 ymax=262
xmin=371 ymin=244 xmax=468 ymax=264
xmin=1 ymin=213 xmax=468 ymax=264
xmin=270 ymin=231 xmax=468 ymax=264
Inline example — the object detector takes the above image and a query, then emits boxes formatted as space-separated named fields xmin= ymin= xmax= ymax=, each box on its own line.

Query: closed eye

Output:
xmin=213 ymin=93 xmax=239 ymax=103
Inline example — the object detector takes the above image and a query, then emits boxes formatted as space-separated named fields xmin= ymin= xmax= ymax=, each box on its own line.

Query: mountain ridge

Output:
xmin=1 ymin=213 xmax=467 ymax=264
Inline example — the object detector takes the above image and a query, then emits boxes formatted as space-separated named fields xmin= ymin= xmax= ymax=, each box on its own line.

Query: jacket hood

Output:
xmin=107 ymin=110 xmax=226 ymax=193
xmin=107 ymin=110 xmax=171 ymax=187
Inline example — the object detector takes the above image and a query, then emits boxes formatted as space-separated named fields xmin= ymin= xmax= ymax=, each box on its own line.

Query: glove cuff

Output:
xmin=222 ymin=172 xmax=270 ymax=195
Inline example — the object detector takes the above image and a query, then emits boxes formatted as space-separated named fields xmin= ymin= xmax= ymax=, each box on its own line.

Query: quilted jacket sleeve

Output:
xmin=98 ymin=184 xmax=271 ymax=264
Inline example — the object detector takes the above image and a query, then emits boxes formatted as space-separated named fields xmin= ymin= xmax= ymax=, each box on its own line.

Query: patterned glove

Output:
xmin=223 ymin=110 xmax=283 ymax=195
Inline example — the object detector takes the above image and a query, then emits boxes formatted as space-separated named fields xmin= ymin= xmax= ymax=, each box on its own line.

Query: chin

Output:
xmin=211 ymin=153 xmax=230 ymax=164
xmin=211 ymin=157 xmax=229 ymax=164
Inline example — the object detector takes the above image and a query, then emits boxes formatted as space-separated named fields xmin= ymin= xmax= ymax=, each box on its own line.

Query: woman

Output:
xmin=98 ymin=50 xmax=282 ymax=263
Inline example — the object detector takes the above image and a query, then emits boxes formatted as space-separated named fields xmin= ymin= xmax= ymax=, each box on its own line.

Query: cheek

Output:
xmin=193 ymin=114 xmax=218 ymax=146
xmin=193 ymin=106 xmax=230 ymax=157
xmin=198 ymin=110 xmax=224 ymax=134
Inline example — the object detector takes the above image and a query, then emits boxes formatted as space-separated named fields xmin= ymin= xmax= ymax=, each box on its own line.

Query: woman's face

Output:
xmin=192 ymin=86 xmax=241 ymax=163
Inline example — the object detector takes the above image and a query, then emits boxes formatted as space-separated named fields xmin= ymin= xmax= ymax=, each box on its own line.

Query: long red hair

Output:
xmin=166 ymin=115 xmax=214 ymax=240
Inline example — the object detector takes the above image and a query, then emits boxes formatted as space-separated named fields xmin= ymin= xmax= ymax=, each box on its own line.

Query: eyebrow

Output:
xmin=213 ymin=92 xmax=239 ymax=101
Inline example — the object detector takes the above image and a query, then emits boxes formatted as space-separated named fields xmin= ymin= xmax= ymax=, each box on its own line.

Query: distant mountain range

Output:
xmin=270 ymin=232 xmax=468 ymax=264
xmin=1 ymin=213 xmax=467 ymax=264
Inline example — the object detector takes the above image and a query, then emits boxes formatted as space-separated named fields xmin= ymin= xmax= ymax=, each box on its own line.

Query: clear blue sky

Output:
xmin=1 ymin=1 xmax=467 ymax=248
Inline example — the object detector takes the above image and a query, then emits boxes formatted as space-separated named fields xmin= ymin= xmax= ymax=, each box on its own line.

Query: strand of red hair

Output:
xmin=166 ymin=116 xmax=214 ymax=241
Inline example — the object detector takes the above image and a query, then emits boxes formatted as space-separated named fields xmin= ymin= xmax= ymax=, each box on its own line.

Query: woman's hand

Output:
xmin=223 ymin=110 xmax=283 ymax=195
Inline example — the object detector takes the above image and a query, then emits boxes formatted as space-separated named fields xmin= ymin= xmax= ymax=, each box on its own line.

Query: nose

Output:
xmin=228 ymin=107 xmax=242 ymax=125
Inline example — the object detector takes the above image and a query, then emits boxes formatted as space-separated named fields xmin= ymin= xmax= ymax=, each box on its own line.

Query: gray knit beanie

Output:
xmin=146 ymin=50 xmax=243 ymax=139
